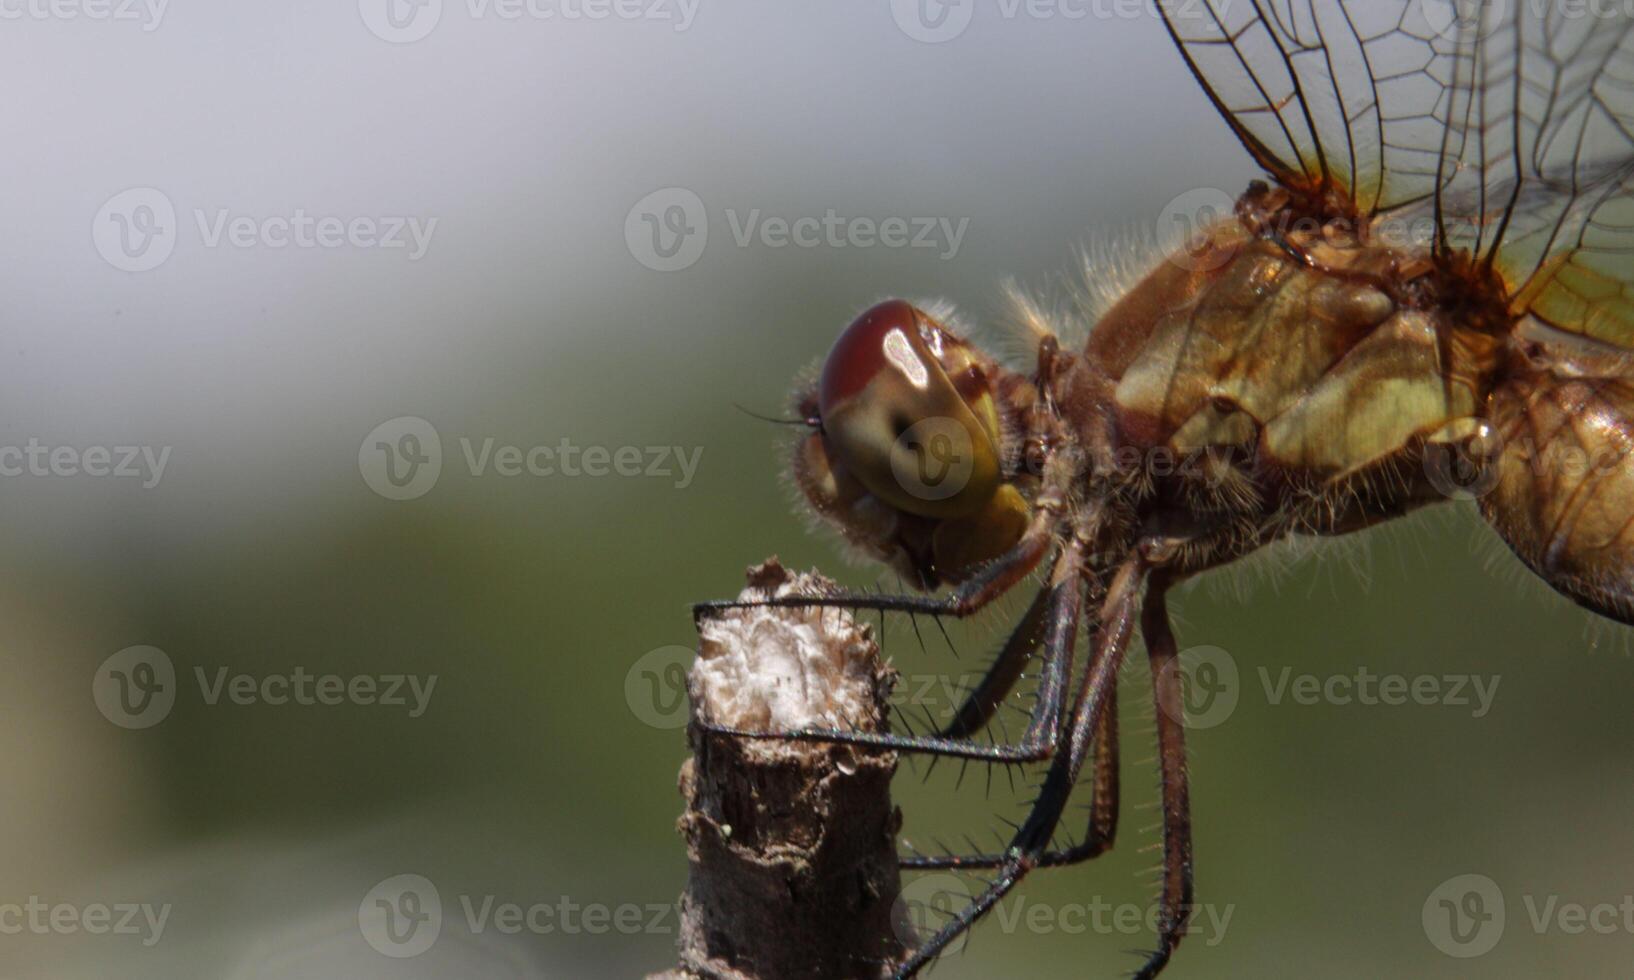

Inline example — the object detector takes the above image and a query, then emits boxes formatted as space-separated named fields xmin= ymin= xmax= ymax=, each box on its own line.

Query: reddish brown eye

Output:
xmin=813 ymin=299 xmax=1006 ymax=520
xmin=818 ymin=299 xmax=924 ymax=417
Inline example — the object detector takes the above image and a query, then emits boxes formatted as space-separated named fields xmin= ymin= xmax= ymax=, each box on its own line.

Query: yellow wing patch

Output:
xmin=1511 ymin=251 xmax=1634 ymax=350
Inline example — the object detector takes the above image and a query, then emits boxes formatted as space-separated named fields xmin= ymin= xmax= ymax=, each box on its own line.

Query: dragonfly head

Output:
xmin=791 ymin=300 xmax=1031 ymax=588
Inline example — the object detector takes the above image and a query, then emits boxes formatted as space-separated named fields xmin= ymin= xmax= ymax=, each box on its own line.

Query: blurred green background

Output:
xmin=2 ymin=2 xmax=1632 ymax=978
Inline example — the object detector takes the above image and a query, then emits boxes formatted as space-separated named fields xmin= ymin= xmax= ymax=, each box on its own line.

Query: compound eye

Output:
xmin=816 ymin=300 xmax=1001 ymax=518
xmin=818 ymin=300 xmax=924 ymax=413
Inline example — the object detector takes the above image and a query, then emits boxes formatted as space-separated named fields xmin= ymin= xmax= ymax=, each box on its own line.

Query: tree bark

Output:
xmin=649 ymin=559 xmax=908 ymax=980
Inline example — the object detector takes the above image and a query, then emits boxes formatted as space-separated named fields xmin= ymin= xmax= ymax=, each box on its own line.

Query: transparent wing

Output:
xmin=1156 ymin=0 xmax=1463 ymax=213
xmin=1158 ymin=0 xmax=1634 ymax=347
xmin=1437 ymin=6 xmax=1634 ymax=346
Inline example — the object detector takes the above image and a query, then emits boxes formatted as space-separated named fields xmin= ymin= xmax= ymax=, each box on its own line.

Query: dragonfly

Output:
xmin=695 ymin=1 xmax=1634 ymax=975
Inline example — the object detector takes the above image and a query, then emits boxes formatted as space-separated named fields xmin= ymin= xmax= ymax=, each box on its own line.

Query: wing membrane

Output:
xmin=1159 ymin=0 xmax=1634 ymax=347
xmin=1157 ymin=0 xmax=1461 ymax=213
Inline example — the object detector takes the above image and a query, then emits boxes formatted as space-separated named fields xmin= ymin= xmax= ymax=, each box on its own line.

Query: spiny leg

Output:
xmin=1133 ymin=574 xmax=1193 ymax=980
xmin=900 ymin=586 xmax=1046 ymax=785
xmin=935 ymin=585 xmax=1049 ymax=740
xmin=895 ymin=553 xmax=1149 ymax=978
xmin=697 ymin=539 xmax=1085 ymax=762
xmin=1073 ymin=673 xmax=1121 ymax=861
xmin=900 ymin=683 xmax=1119 ymax=871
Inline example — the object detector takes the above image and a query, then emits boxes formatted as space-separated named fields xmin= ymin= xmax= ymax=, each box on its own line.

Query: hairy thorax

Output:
xmin=1065 ymin=189 xmax=1511 ymax=572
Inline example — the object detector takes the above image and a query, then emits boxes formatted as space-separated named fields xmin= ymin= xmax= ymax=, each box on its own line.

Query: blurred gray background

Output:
xmin=1 ymin=1 xmax=1631 ymax=977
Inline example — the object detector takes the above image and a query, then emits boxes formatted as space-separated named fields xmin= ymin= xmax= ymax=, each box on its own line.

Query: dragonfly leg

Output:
xmin=1132 ymin=574 xmax=1194 ymax=980
xmin=696 ymin=539 xmax=1085 ymax=762
xmin=893 ymin=553 xmax=1147 ymax=977
xmin=899 ymin=683 xmax=1119 ymax=870
xmin=932 ymin=584 xmax=1049 ymax=740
